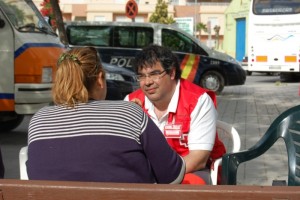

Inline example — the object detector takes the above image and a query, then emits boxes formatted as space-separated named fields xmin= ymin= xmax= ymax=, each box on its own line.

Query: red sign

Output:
xmin=125 ymin=0 xmax=138 ymax=19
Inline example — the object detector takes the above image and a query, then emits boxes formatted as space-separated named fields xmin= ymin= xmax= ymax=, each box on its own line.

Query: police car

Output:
xmin=103 ymin=62 xmax=139 ymax=100
xmin=65 ymin=21 xmax=246 ymax=94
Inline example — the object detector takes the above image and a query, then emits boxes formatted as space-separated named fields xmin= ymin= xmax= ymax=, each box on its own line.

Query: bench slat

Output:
xmin=0 ymin=179 xmax=299 ymax=200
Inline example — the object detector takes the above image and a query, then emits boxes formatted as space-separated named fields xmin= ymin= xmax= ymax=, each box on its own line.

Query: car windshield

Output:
xmin=0 ymin=0 xmax=55 ymax=34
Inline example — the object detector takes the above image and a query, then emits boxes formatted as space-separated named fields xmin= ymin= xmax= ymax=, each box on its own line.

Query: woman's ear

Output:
xmin=97 ymin=71 xmax=105 ymax=88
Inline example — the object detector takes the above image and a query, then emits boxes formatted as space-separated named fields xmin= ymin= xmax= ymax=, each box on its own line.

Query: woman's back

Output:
xmin=27 ymin=100 xmax=184 ymax=183
xmin=27 ymin=47 xmax=185 ymax=184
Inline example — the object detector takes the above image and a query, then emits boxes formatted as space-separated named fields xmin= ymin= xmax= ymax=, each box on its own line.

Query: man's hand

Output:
xmin=131 ymin=98 xmax=142 ymax=107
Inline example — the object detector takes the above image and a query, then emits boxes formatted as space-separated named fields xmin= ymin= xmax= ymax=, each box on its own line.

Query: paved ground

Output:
xmin=1 ymin=73 xmax=299 ymax=186
xmin=217 ymin=74 xmax=299 ymax=185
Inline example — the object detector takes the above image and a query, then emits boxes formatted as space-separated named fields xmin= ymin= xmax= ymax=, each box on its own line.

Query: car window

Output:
xmin=161 ymin=28 xmax=208 ymax=56
xmin=114 ymin=27 xmax=153 ymax=48
xmin=67 ymin=26 xmax=112 ymax=46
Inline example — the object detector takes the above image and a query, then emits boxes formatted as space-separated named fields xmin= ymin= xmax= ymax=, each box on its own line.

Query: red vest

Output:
xmin=129 ymin=79 xmax=226 ymax=165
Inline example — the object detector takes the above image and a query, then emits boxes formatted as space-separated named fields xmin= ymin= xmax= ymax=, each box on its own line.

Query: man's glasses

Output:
xmin=136 ymin=70 xmax=167 ymax=82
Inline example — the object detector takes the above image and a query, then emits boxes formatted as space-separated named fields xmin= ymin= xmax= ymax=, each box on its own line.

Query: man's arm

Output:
xmin=185 ymin=93 xmax=217 ymax=173
xmin=183 ymin=150 xmax=210 ymax=173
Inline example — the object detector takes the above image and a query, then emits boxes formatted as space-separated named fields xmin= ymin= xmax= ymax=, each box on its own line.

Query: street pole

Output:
xmin=194 ymin=0 xmax=197 ymax=37
xmin=132 ymin=0 xmax=139 ymax=22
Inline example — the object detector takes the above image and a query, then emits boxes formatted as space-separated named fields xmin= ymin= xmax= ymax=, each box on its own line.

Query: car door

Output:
xmin=105 ymin=26 xmax=154 ymax=70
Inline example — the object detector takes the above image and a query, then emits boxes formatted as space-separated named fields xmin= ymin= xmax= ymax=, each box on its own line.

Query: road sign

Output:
xmin=125 ymin=0 xmax=138 ymax=19
xmin=174 ymin=17 xmax=194 ymax=35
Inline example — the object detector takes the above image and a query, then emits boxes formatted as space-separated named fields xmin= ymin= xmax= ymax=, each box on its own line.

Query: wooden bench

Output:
xmin=0 ymin=179 xmax=299 ymax=200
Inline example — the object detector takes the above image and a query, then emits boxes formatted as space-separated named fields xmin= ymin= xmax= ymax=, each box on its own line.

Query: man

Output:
xmin=125 ymin=45 xmax=225 ymax=184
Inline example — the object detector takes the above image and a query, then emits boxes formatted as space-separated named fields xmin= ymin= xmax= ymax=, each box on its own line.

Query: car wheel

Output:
xmin=0 ymin=113 xmax=24 ymax=132
xmin=246 ymin=71 xmax=252 ymax=76
xmin=200 ymin=71 xmax=225 ymax=95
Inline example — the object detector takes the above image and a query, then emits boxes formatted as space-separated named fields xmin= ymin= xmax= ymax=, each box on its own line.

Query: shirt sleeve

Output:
xmin=140 ymin=115 xmax=185 ymax=184
xmin=188 ymin=92 xmax=217 ymax=151
xmin=124 ymin=95 xmax=129 ymax=101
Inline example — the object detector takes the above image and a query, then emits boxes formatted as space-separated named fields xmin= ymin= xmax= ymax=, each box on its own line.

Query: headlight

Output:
xmin=227 ymin=56 xmax=239 ymax=64
xmin=42 ymin=67 xmax=52 ymax=83
xmin=105 ymin=72 xmax=125 ymax=81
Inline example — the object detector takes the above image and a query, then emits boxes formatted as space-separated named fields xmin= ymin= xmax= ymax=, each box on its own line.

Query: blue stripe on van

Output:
xmin=0 ymin=93 xmax=14 ymax=99
xmin=14 ymin=43 xmax=65 ymax=58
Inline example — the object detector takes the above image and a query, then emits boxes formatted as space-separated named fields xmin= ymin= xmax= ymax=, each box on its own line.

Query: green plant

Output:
xmin=149 ymin=0 xmax=175 ymax=24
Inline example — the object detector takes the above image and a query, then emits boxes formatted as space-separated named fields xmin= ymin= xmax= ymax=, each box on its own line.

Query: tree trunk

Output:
xmin=50 ymin=0 xmax=68 ymax=45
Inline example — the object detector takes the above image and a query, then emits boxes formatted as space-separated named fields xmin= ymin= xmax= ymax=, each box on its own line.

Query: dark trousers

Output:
xmin=193 ymin=168 xmax=212 ymax=185
xmin=0 ymin=147 xmax=4 ymax=178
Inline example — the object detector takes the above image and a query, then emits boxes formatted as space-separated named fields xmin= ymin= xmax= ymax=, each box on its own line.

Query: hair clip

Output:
xmin=57 ymin=53 xmax=81 ymax=66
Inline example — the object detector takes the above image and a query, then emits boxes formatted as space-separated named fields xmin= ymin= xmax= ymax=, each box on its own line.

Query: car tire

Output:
xmin=246 ymin=71 xmax=252 ymax=76
xmin=0 ymin=113 xmax=24 ymax=132
xmin=200 ymin=71 xmax=225 ymax=95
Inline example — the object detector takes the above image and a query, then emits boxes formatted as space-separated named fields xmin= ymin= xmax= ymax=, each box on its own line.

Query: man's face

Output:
xmin=137 ymin=62 xmax=176 ymax=103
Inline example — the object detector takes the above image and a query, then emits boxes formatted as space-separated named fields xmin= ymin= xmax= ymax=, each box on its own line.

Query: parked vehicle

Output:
xmin=242 ymin=55 xmax=279 ymax=76
xmin=248 ymin=0 xmax=300 ymax=80
xmin=64 ymin=21 xmax=246 ymax=94
xmin=0 ymin=0 xmax=65 ymax=131
xmin=241 ymin=56 xmax=252 ymax=76
xmin=103 ymin=63 xmax=139 ymax=100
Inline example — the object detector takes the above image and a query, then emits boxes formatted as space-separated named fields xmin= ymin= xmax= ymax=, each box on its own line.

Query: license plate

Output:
xmin=269 ymin=66 xmax=281 ymax=70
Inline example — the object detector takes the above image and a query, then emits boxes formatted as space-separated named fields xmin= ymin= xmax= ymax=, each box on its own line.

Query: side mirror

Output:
xmin=0 ymin=18 xmax=5 ymax=28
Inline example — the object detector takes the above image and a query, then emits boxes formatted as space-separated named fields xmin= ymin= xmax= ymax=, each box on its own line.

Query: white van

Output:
xmin=0 ymin=0 xmax=65 ymax=131
xmin=65 ymin=21 xmax=246 ymax=94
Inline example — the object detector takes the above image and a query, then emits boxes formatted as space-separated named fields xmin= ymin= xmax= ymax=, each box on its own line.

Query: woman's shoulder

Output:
xmin=89 ymin=100 xmax=147 ymax=122
xmin=34 ymin=105 xmax=55 ymax=115
xmin=92 ymin=100 xmax=142 ymax=110
xmin=30 ymin=105 xmax=57 ymax=125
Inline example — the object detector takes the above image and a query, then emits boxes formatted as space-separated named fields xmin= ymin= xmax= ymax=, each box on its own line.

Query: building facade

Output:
xmin=223 ymin=0 xmax=250 ymax=61
xmin=33 ymin=0 xmax=232 ymax=50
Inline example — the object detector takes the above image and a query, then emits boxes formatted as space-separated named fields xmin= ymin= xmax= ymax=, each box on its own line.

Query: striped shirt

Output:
xmin=27 ymin=100 xmax=185 ymax=184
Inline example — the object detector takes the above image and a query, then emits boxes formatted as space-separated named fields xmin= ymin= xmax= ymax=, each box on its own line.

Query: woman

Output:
xmin=26 ymin=47 xmax=185 ymax=184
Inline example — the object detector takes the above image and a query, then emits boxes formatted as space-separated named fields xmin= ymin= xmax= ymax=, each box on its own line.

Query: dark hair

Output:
xmin=133 ymin=44 xmax=181 ymax=80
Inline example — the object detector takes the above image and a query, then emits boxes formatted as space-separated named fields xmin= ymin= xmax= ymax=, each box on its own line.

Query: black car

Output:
xmin=103 ymin=62 xmax=139 ymax=100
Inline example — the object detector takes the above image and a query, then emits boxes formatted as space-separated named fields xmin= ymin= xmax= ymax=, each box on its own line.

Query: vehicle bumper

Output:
xmin=15 ymin=83 xmax=52 ymax=114
xmin=225 ymin=64 xmax=246 ymax=86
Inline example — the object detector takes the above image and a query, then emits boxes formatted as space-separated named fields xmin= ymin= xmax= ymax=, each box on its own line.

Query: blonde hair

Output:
xmin=52 ymin=47 xmax=105 ymax=108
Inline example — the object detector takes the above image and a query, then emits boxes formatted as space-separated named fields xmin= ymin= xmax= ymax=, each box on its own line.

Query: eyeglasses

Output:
xmin=136 ymin=70 xmax=167 ymax=82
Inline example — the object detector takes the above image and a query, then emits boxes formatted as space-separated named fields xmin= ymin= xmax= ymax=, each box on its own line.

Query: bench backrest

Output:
xmin=0 ymin=179 xmax=299 ymax=200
